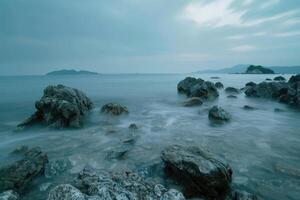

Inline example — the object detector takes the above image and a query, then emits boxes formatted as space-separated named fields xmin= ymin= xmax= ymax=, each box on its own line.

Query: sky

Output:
xmin=1 ymin=0 xmax=300 ymax=75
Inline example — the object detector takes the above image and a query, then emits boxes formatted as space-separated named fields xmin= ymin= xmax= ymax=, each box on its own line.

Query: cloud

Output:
xmin=260 ymin=0 xmax=280 ymax=9
xmin=226 ymin=32 xmax=266 ymax=40
xmin=275 ymin=31 xmax=300 ymax=37
xmin=230 ymin=45 xmax=257 ymax=52
xmin=181 ymin=0 xmax=297 ymax=28
xmin=283 ymin=18 xmax=300 ymax=26
xmin=243 ymin=0 xmax=254 ymax=6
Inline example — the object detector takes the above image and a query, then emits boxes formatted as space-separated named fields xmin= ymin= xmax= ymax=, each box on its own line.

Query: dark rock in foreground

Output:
xmin=101 ymin=103 xmax=129 ymax=115
xmin=17 ymin=85 xmax=93 ymax=129
xmin=229 ymin=190 xmax=258 ymax=200
xmin=128 ymin=123 xmax=138 ymax=130
xmin=47 ymin=184 xmax=85 ymax=200
xmin=161 ymin=145 xmax=232 ymax=199
xmin=182 ymin=97 xmax=203 ymax=107
xmin=245 ymin=65 xmax=274 ymax=74
xmin=245 ymin=82 xmax=256 ymax=87
xmin=225 ymin=87 xmax=240 ymax=94
xmin=0 ymin=147 xmax=48 ymax=193
xmin=274 ymin=76 xmax=286 ymax=81
xmin=177 ymin=77 xmax=219 ymax=100
xmin=215 ymin=82 xmax=224 ymax=89
xmin=0 ymin=190 xmax=19 ymax=200
xmin=68 ymin=167 xmax=185 ymax=200
xmin=209 ymin=106 xmax=231 ymax=121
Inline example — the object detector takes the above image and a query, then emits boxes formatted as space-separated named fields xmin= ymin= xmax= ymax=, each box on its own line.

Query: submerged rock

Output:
xmin=243 ymin=105 xmax=255 ymax=110
xmin=227 ymin=95 xmax=238 ymax=99
xmin=17 ymin=85 xmax=93 ymax=129
xmin=0 ymin=190 xmax=19 ymax=200
xmin=208 ymin=106 xmax=231 ymax=121
xmin=161 ymin=145 xmax=232 ymax=199
xmin=225 ymin=87 xmax=240 ymax=94
xmin=101 ymin=103 xmax=129 ymax=115
xmin=274 ymin=76 xmax=286 ymax=81
xmin=182 ymin=97 xmax=203 ymax=107
xmin=215 ymin=82 xmax=224 ymax=89
xmin=72 ymin=167 xmax=185 ymax=200
xmin=177 ymin=77 xmax=219 ymax=100
xmin=105 ymin=145 xmax=130 ymax=160
xmin=274 ymin=108 xmax=285 ymax=112
xmin=0 ymin=147 xmax=48 ymax=193
xmin=47 ymin=184 xmax=85 ymax=200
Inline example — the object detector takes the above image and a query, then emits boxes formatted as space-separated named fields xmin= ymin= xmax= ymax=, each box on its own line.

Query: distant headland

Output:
xmin=46 ymin=69 xmax=99 ymax=76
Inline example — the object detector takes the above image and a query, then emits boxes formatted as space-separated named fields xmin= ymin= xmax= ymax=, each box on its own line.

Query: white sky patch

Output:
xmin=181 ymin=0 xmax=297 ymax=28
xmin=231 ymin=45 xmax=257 ymax=52
xmin=260 ymin=0 xmax=280 ymax=9
xmin=226 ymin=32 xmax=266 ymax=40
xmin=275 ymin=31 xmax=300 ymax=37
xmin=283 ymin=18 xmax=300 ymax=26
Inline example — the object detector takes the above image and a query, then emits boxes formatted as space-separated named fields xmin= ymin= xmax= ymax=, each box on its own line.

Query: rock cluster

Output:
xmin=101 ymin=103 xmax=129 ymax=115
xmin=225 ymin=87 xmax=240 ymax=94
xmin=17 ymin=85 xmax=93 ymax=129
xmin=177 ymin=77 xmax=219 ymax=100
xmin=209 ymin=106 xmax=231 ymax=121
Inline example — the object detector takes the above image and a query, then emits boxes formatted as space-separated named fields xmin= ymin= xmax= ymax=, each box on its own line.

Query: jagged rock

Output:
xmin=177 ymin=77 xmax=219 ymax=100
xmin=161 ymin=145 xmax=232 ymax=199
xmin=243 ymin=105 xmax=255 ymax=110
xmin=274 ymin=76 xmax=286 ymax=81
xmin=182 ymin=97 xmax=203 ymax=107
xmin=17 ymin=85 xmax=93 ymax=129
xmin=208 ymin=106 xmax=231 ymax=121
xmin=227 ymin=95 xmax=237 ymax=99
xmin=215 ymin=82 xmax=224 ymax=89
xmin=0 ymin=190 xmax=19 ymax=200
xmin=47 ymin=184 xmax=85 ymax=200
xmin=289 ymin=74 xmax=300 ymax=84
xmin=0 ymin=147 xmax=48 ymax=193
xmin=101 ymin=103 xmax=129 ymax=115
xmin=73 ymin=167 xmax=186 ymax=200
xmin=225 ymin=87 xmax=240 ymax=94
xmin=245 ymin=82 xmax=289 ymax=98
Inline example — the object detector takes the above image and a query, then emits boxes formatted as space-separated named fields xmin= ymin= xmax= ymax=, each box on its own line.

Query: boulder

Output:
xmin=104 ymin=145 xmax=130 ymax=160
xmin=47 ymin=184 xmax=85 ymax=200
xmin=208 ymin=106 xmax=231 ymax=121
xmin=161 ymin=145 xmax=232 ymax=199
xmin=266 ymin=78 xmax=272 ymax=81
xmin=245 ymin=82 xmax=256 ymax=87
xmin=0 ymin=147 xmax=48 ymax=193
xmin=17 ymin=85 xmax=93 ymax=129
xmin=73 ymin=167 xmax=186 ymax=200
xmin=225 ymin=87 xmax=240 ymax=94
xmin=274 ymin=76 xmax=286 ymax=81
xmin=101 ymin=103 xmax=129 ymax=115
xmin=177 ymin=77 xmax=219 ymax=100
xmin=288 ymin=74 xmax=300 ymax=85
xmin=243 ymin=105 xmax=255 ymax=110
xmin=0 ymin=190 xmax=19 ymax=200
xmin=182 ymin=97 xmax=203 ymax=107
xmin=215 ymin=82 xmax=224 ymax=89
xmin=128 ymin=123 xmax=138 ymax=130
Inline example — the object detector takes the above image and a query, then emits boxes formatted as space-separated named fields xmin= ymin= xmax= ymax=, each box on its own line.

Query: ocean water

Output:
xmin=0 ymin=74 xmax=299 ymax=200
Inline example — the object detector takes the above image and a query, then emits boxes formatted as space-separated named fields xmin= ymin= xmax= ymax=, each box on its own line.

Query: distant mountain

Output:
xmin=196 ymin=65 xmax=300 ymax=74
xmin=46 ymin=69 xmax=99 ymax=75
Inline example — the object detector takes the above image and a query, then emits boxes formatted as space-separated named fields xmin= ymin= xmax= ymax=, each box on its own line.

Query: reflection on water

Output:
xmin=0 ymin=74 xmax=299 ymax=199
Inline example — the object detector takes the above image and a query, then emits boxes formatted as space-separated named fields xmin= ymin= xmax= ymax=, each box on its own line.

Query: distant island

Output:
xmin=196 ymin=64 xmax=300 ymax=74
xmin=46 ymin=69 xmax=99 ymax=75
xmin=245 ymin=65 xmax=274 ymax=74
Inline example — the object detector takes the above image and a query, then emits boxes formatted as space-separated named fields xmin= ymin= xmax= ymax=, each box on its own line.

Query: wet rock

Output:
xmin=225 ymin=87 xmax=240 ymax=94
xmin=101 ymin=103 xmax=129 ymax=115
xmin=0 ymin=190 xmax=19 ymax=200
xmin=17 ymin=85 xmax=93 ymax=129
xmin=177 ymin=77 xmax=219 ymax=100
xmin=231 ymin=190 xmax=258 ymax=200
xmin=215 ymin=82 xmax=224 ymax=89
xmin=243 ymin=105 xmax=255 ymax=110
xmin=0 ymin=147 xmax=48 ymax=193
xmin=288 ymin=74 xmax=300 ymax=84
xmin=274 ymin=76 xmax=286 ymax=81
xmin=105 ymin=145 xmax=130 ymax=160
xmin=161 ymin=145 xmax=232 ymax=199
xmin=208 ymin=106 xmax=231 ymax=121
xmin=73 ymin=167 xmax=186 ymax=200
xmin=47 ymin=184 xmax=85 ymax=200
xmin=227 ymin=95 xmax=238 ymax=99
xmin=210 ymin=77 xmax=220 ymax=79
xmin=160 ymin=189 xmax=186 ymax=200
xmin=128 ymin=123 xmax=138 ymax=130
xmin=245 ymin=81 xmax=289 ymax=98
xmin=45 ymin=159 xmax=70 ymax=178
xmin=182 ymin=97 xmax=203 ymax=107
xmin=245 ymin=82 xmax=256 ymax=87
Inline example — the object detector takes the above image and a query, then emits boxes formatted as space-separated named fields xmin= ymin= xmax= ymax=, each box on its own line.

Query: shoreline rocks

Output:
xmin=17 ymin=85 xmax=93 ymax=129
xmin=215 ymin=82 xmax=224 ymax=89
xmin=101 ymin=103 xmax=129 ymax=115
xmin=225 ymin=87 xmax=240 ymax=94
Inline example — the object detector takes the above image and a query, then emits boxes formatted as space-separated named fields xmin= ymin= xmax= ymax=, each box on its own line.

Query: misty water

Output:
xmin=0 ymin=74 xmax=299 ymax=200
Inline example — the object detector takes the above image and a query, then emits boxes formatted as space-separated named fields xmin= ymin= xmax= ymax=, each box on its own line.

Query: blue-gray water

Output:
xmin=0 ymin=74 xmax=299 ymax=200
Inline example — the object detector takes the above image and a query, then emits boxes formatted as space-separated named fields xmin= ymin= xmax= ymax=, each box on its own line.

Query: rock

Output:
xmin=73 ymin=167 xmax=186 ymax=200
xmin=17 ymin=85 xmax=93 ymax=129
xmin=177 ymin=77 xmax=219 ymax=100
xmin=243 ymin=105 xmax=255 ymax=110
xmin=266 ymin=78 xmax=272 ymax=81
xmin=210 ymin=77 xmax=220 ymax=79
xmin=39 ymin=182 xmax=52 ymax=192
xmin=128 ymin=123 xmax=138 ymax=130
xmin=0 ymin=147 xmax=48 ymax=193
xmin=101 ymin=103 xmax=129 ymax=115
xmin=225 ymin=87 xmax=240 ymax=94
xmin=161 ymin=145 xmax=232 ymax=199
xmin=227 ymin=95 xmax=237 ymax=99
xmin=182 ymin=97 xmax=203 ymax=107
xmin=47 ymin=184 xmax=85 ymax=200
xmin=215 ymin=82 xmax=224 ymax=89
xmin=245 ymin=82 xmax=256 ymax=87
xmin=0 ymin=190 xmax=19 ymax=200
xmin=245 ymin=65 xmax=274 ymax=74
xmin=274 ymin=108 xmax=284 ymax=112
xmin=231 ymin=190 xmax=258 ymax=200
xmin=288 ymin=74 xmax=300 ymax=85
xmin=10 ymin=145 xmax=29 ymax=155
xmin=208 ymin=106 xmax=231 ymax=121
xmin=274 ymin=76 xmax=286 ymax=81
xmin=160 ymin=189 xmax=186 ymax=200
xmin=45 ymin=159 xmax=70 ymax=178
xmin=105 ymin=145 xmax=130 ymax=160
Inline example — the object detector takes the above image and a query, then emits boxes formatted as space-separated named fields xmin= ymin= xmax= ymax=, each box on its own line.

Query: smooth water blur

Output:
xmin=0 ymin=74 xmax=299 ymax=200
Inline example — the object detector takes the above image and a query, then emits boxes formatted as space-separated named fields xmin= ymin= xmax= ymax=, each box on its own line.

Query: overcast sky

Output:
xmin=1 ymin=0 xmax=300 ymax=75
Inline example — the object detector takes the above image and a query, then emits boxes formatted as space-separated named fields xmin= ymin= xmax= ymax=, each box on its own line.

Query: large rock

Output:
xmin=72 ymin=167 xmax=185 ymax=200
xmin=101 ymin=103 xmax=129 ymax=115
xmin=274 ymin=76 xmax=286 ymax=81
xmin=161 ymin=145 xmax=232 ymax=199
xmin=215 ymin=82 xmax=224 ymax=89
xmin=208 ymin=106 xmax=231 ymax=121
xmin=0 ymin=147 xmax=48 ymax=193
xmin=0 ymin=190 xmax=19 ymax=200
xmin=225 ymin=87 xmax=240 ymax=94
xmin=17 ymin=85 xmax=93 ymax=129
xmin=177 ymin=77 xmax=219 ymax=100
xmin=47 ymin=184 xmax=85 ymax=200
